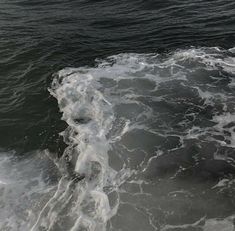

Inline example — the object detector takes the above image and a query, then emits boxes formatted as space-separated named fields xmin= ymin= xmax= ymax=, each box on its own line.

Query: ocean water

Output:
xmin=0 ymin=0 xmax=235 ymax=230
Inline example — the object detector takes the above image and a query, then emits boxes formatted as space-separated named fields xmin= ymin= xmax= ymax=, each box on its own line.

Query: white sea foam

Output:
xmin=47 ymin=46 xmax=235 ymax=230
xmin=0 ymin=150 xmax=59 ymax=231
xmin=162 ymin=216 xmax=235 ymax=231
xmin=2 ymin=47 xmax=234 ymax=230
xmin=47 ymin=68 xmax=129 ymax=230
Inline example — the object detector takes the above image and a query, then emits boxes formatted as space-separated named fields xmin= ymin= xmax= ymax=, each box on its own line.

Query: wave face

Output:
xmin=1 ymin=47 xmax=235 ymax=231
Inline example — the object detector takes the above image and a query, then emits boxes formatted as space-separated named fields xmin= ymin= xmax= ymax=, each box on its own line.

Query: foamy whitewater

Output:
xmin=1 ymin=47 xmax=235 ymax=230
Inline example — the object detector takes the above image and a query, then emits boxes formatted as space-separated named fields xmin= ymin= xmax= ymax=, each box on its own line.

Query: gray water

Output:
xmin=0 ymin=1 xmax=235 ymax=231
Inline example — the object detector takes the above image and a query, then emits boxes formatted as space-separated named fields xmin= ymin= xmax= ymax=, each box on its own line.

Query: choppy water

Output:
xmin=1 ymin=1 xmax=235 ymax=231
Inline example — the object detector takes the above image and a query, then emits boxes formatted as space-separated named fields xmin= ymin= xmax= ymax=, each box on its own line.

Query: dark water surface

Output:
xmin=0 ymin=0 xmax=235 ymax=230
xmin=1 ymin=0 xmax=235 ymax=151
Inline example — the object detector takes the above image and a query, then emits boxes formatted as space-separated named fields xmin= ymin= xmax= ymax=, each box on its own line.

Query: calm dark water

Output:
xmin=1 ymin=0 xmax=235 ymax=151
xmin=0 ymin=0 xmax=235 ymax=230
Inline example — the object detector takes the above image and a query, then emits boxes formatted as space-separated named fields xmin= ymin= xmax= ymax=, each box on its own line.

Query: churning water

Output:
xmin=0 ymin=1 xmax=235 ymax=231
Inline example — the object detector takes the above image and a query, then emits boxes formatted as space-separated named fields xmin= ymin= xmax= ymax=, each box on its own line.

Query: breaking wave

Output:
xmin=1 ymin=47 xmax=235 ymax=230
